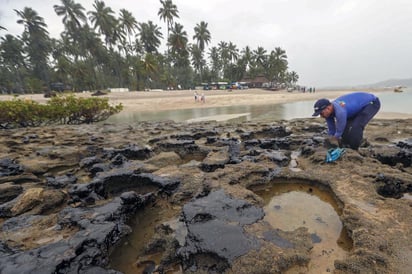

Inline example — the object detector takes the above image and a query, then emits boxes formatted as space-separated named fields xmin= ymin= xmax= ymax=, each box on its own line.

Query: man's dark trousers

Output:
xmin=341 ymin=98 xmax=381 ymax=149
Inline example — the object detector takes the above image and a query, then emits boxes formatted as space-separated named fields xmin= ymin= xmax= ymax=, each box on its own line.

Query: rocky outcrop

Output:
xmin=0 ymin=191 xmax=152 ymax=273
xmin=0 ymin=118 xmax=411 ymax=273
xmin=178 ymin=189 xmax=264 ymax=272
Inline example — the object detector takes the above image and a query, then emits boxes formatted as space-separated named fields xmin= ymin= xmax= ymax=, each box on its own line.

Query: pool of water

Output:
xmin=108 ymin=200 xmax=181 ymax=274
xmin=109 ymin=181 xmax=354 ymax=273
xmin=253 ymin=182 xmax=353 ymax=273
xmin=105 ymin=88 xmax=412 ymax=124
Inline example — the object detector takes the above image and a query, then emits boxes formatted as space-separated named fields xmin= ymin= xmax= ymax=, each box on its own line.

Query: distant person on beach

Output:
xmin=194 ymin=91 xmax=198 ymax=102
xmin=312 ymin=92 xmax=381 ymax=150
xmin=200 ymin=93 xmax=205 ymax=103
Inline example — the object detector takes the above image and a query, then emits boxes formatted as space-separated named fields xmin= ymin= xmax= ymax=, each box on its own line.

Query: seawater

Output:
xmin=105 ymin=88 xmax=412 ymax=123
xmin=281 ymin=87 xmax=412 ymax=119
xmin=378 ymin=87 xmax=412 ymax=114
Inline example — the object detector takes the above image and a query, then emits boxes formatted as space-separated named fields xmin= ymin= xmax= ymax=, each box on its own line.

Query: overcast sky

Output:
xmin=1 ymin=0 xmax=412 ymax=88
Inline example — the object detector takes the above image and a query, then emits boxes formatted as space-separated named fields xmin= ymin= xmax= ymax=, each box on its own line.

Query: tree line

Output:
xmin=0 ymin=0 xmax=299 ymax=94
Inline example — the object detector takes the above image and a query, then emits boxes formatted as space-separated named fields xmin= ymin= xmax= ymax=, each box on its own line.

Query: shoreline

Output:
xmin=1 ymin=88 xmax=410 ymax=119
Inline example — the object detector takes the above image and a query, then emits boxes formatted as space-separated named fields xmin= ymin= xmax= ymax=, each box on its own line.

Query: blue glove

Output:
xmin=325 ymin=148 xmax=346 ymax=163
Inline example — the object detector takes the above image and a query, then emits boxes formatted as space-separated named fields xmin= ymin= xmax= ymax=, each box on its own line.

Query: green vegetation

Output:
xmin=0 ymin=94 xmax=123 ymax=128
xmin=0 ymin=0 xmax=299 ymax=94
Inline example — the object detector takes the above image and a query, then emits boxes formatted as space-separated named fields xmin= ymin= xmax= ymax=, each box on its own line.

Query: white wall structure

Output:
xmin=109 ymin=88 xmax=129 ymax=92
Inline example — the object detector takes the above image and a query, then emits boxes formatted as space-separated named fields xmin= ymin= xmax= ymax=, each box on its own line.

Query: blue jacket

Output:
xmin=326 ymin=92 xmax=378 ymax=138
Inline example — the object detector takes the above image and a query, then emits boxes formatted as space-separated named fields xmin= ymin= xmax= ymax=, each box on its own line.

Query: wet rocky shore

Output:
xmin=0 ymin=118 xmax=411 ymax=273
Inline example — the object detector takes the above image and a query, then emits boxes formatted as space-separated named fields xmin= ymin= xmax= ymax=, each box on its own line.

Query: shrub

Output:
xmin=0 ymin=94 xmax=123 ymax=128
xmin=0 ymin=98 xmax=49 ymax=128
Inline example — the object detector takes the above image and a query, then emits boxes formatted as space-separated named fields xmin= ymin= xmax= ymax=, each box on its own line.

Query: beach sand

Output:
xmin=2 ymin=88 xmax=410 ymax=119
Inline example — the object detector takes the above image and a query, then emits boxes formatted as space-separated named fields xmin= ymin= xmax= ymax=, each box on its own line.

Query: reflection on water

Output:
xmin=254 ymin=182 xmax=352 ymax=273
xmin=106 ymin=103 xmax=293 ymax=124
xmin=105 ymin=88 xmax=412 ymax=124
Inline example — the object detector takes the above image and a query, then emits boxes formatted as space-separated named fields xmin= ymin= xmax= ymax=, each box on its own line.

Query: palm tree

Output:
xmin=223 ymin=42 xmax=239 ymax=81
xmin=273 ymin=47 xmax=287 ymax=64
xmin=15 ymin=7 xmax=51 ymax=91
xmin=142 ymin=53 xmax=158 ymax=89
xmin=240 ymin=46 xmax=253 ymax=71
xmin=190 ymin=44 xmax=205 ymax=81
xmin=193 ymin=21 xmax=211 ymax=52
xmin=0 ymin=35 xmax=25 ymax=67
xmin=158 ymin=0 xmax=179 ymax=55
xmin=217 ymin=41 xmax=239 ymax=80
xmin=271 ymin=47 xmax=288 ymax=83
xmin=168 ymin=23 xmax=187 ymax=52
xmin=15 ymin=7 xmax=49 ymax=36
xmin=217 ymin=41 xmax=229 ymax=77
xmin=88 ymin=0 xmax=117 ymax=48
xmin=227 ymin=42 xmax=239 ymax=64
xmin=287 ymin=71 xmax=299 ymax=85
xmin=0 ymin=34 xmax=26 ymax=92
xmin=132 ymin=38 xmax=144 ymax=56
xmin=251 ymin=46 xmax=268 ymax=81
xmin=208 ymin=46 xmax=221 ymax=80
xmin=118 ymin=9 xmax=138 ymax=51
xmin=138 ymin=21 xmax=163 ymax=54
xmin=53 ymin=0 xmax=86 ymax=31
xmin=78 ymin=25 xmax=107 ymax=89
xmin=143 ymin=54 xmax=158 ymax=75
xmin=168 ymin=22 xmax=189 ymax=67
xmin=50 ymin=38 xmax=73 ymax=83
xmin=54 ymin=0 xmax=87 ymax=62
xmin=253 ymin=46 xmax=267 ymax=66
xmin=110 ymin=24 xmax=126 ymax=52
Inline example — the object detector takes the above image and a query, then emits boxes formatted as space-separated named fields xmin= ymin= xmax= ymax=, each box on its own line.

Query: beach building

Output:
xmin=240 ymin=75 xmax=269 ymax=88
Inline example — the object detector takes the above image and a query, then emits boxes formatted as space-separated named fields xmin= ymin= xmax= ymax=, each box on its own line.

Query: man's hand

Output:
xmin=325 ymin=136 xmax=340 ymax=148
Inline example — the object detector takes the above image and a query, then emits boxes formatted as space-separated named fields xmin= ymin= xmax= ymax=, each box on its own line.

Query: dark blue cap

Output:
xmin=312 ymin=98 xmax=330 ymax=116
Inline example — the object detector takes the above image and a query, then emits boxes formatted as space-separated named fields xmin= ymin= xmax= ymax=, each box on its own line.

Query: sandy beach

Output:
xmin=2 ymin=88 xmax=410 ymax=119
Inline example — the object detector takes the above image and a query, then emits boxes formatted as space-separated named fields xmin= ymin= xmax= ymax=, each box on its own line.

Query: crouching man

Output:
xmin=312 ymin=92 xmax=380 ymax=150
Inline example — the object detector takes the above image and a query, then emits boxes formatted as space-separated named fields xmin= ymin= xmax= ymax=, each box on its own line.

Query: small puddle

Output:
xmin=108 ymin=200 xmax=181 ymax=274
xmin=253 ymin=181 xmax=353 ymax=273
